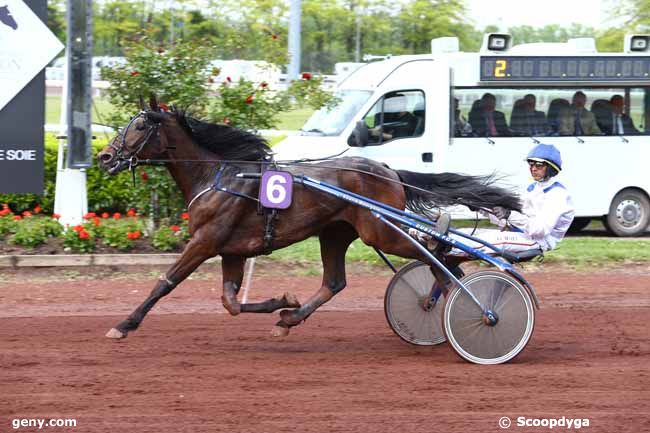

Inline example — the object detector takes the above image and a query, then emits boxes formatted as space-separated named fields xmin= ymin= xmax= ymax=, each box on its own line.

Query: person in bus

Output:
xmin=510 ymin=94 xmax=549 ymax=136
xmin=547 ymin=98 xmax=570 ymax=135
xmin=601 ymin=95 xmax=639 ymax=135
xmin=469 ymin=93 xmax=509 ymax=137
xmin=453 ymin=97 xmax=472 ymax=137
xmin=413 ymin=144 xmax=574 ymax=256
xmin=559 ymin=91 xmax=601 ymax=136
xmin=370 ymin=94 xmax=418 ymax=141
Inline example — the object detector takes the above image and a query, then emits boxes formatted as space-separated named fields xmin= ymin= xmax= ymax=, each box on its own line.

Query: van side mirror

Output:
xmin=348 ymin=120 xmax=369 ymax=147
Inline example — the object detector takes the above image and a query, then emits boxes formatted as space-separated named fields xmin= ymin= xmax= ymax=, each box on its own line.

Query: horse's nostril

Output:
xmin=99 ymin=152 xmax=113 ymax=163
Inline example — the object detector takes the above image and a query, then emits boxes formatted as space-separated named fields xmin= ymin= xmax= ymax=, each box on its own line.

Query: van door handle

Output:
xmin=421 ymin=152 xmax=433 ymax=163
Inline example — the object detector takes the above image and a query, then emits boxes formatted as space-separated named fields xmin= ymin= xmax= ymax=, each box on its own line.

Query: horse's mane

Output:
xmin=173 ymin=110 xmax=272 ymax=161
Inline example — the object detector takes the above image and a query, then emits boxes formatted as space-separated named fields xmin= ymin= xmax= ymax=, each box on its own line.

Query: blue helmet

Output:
xmin=526 ymin=143 xmax=562 ymax=172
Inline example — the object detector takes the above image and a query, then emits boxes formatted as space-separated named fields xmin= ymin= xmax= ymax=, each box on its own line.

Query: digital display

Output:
xmin=480 ymin=56 xmax=650 ymax=81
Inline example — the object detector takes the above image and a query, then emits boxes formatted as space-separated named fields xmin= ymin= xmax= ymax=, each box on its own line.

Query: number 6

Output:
xmin=266 ymin=174 xmax=287 ymax=204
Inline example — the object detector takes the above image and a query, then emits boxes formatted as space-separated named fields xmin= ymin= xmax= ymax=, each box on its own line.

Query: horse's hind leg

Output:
xmin=272 ymin=222 xmax=358 ymax=337
xmin=221 ymin=255 xmax=301 ymax=315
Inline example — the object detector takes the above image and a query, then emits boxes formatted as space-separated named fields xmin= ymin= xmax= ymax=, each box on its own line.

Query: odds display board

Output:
xmin=480 ymin=56 xmax=650 ymax=82
xmin=0 ymin=0 xmax=63 ymax=193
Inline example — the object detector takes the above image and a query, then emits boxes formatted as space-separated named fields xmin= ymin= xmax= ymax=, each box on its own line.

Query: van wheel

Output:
xmin=606 ymin=189 xmax=650 ymax=237
xmin=567 ymin=217 xmax=591 ymax=233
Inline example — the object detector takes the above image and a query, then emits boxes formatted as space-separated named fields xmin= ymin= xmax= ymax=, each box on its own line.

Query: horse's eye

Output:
xmin=136 ymin=124 xmax=146 ymax=131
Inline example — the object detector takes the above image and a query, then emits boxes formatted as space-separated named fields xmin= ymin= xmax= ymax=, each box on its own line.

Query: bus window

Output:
xmin=363 ymin=90 xmax=425 ymax=145
xmin=453 ymin=87 xmax=650 ymax=138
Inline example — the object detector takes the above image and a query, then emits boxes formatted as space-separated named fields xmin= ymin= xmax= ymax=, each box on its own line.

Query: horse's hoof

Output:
xmin=270 ymin=324 xmax=290 ymax=337
xmin=221 ymin=296 xmax=241 ymax=316
xmin=105 ymin=328 xmax=127 ymax=339
xmin=283 ymin=292 xmax=301 ymax=308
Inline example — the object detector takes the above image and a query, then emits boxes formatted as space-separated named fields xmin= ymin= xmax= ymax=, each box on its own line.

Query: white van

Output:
xmin=274 ymin=34 xmax=650 ymax=236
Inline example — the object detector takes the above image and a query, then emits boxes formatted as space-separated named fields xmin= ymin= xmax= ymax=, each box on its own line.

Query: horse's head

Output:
xmin=98 ymin=109 xmax=173 ymax=175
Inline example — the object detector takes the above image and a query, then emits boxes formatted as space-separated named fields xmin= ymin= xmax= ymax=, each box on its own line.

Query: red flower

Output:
xmin=301 ymin=72 xmax=312 ymax=80
xmin=226 ymin=76 xmax=232 ymax=83
xmin=22 ymin=211 xmax=32 ymax=217
xmin=0 ymin=208 xmax=11 ymax=217
xmin=113 ymin=212 xmax=121 ymax=220
xmin=52 ymin=213 xmax=61 ymax=220
xmin=79 ymin=230 xmax=90 ymax=240
xmin=73 ymin=224 xmax=83 ymax=233
xmin=83 ymin=212 xmax=96 ymax=220
xmin=1 ymin=203 xmax=8 ymax=210
xmin=127 ymin=231 xmax=142 ymax=240
xmin=245 ymin=95 xmax=254 ymax=104
xmin=127 ymin=208 xmax=136 ymax=217
xmin=131 ymin=71 xmax=140 ymax=77
xmin=181 ymin=212 xmax=190 ymax=221
xmin=159 ymin=103 xmax=169 ymax=111
xmin=170 ymin=225 xmax=180 ymax=232
xmin=101 ymin=212 xmax=109 ymax=219
xmin=33 ymin=205 xmax=42 ymax=214
xmin=93 ymin=217 xmax=101 ymax=227
xmin=141 ymin=172 xmax=149 ymax=181
xmin=12 ymin=215 xmax=22 ymax=221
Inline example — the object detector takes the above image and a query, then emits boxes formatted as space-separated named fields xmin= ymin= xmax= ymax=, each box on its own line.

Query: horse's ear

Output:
xmin=145 ymin=111 xmax=166 ymax=123
xmin=149 ymin=93 xmax=159 ymax=112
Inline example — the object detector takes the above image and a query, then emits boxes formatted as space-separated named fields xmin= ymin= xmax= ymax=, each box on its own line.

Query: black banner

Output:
xmin=0 ymin=0 xmax=47 ymax=194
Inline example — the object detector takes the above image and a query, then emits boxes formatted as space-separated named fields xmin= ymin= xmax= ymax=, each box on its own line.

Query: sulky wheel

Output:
xmin=443 ymin=270 xmax=535 ymax=364
xmin=384 ymin=261 xmax=446 ymax=346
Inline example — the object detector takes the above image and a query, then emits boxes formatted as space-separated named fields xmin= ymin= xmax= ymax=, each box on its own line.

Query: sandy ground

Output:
xmin=1 ymin=261 xmax=649 ymax=433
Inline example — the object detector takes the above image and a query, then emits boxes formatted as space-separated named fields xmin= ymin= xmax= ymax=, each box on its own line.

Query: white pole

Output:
xmin=287 ymin=0 xmax=302 ymax=80
xmin=241 ymin=258 xmax=256 ymax=304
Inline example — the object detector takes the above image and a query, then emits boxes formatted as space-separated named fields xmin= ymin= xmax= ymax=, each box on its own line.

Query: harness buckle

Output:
xmin=128 ymin=156 xmax=139 ymax=171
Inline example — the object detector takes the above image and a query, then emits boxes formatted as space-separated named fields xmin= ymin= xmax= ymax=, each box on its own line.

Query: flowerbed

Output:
xmin=0 ymin=204 xmax=190 ymax=255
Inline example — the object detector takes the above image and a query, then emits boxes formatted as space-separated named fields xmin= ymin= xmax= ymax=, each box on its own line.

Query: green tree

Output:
xmin=47 ymin=0 xmax=66 ymax=43
xmin=100 ymin=35 xmax=215 ymax=125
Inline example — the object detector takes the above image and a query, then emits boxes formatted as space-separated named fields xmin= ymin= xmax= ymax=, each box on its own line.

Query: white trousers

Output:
xmin=449 ymin=228 xmax=541 ymax=256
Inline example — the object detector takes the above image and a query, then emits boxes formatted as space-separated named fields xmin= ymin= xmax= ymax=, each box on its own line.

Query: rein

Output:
xmin=112 ymin=112 xmax=500 ymax=218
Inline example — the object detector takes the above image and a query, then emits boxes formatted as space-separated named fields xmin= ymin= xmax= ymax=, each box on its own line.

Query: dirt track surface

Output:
xmin=1 ymin=262 xmax=650 ymax=433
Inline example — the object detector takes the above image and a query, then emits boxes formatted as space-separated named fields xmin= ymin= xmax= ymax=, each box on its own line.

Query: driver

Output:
xmin=370 ymin=95 xmax=418 ymax=141
xmin=456 ymin=143 xmax=575 ymax=256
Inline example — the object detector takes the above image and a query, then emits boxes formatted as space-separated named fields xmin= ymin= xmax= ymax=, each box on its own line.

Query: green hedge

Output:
xmin=0 ymin=134 xmax=185 ymax=221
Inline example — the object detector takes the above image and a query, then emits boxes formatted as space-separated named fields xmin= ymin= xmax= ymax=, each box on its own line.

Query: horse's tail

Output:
xmin=396 ymin=170 xmax=522 ymax=216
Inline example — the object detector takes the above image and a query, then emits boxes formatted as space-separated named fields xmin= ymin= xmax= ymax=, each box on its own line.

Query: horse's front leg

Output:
xmin=105 ymin=238 xmax=216 ymax=339
xmin=221 ymin=255 xmax=301 ymax=315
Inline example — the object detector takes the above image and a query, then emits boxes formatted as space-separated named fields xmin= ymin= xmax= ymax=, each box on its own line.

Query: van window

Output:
xmin=363 ymin=90 xmax=425 ymax=144
xmin=301 ymin=89 xmax=372 ymax=136
xmin=453 ymin=87 xmax=650 ymax=138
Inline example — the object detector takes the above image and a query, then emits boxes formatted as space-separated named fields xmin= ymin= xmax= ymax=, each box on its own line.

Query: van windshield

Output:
xmin=301 ymin=90 xmax=372 ymax=136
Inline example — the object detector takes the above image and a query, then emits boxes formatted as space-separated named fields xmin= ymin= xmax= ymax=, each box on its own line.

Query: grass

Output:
xmin=45 ymin=96 xmax=314 ymax=131
xmin=262 ymin=235 xmax=650 ymax=269
xmin=46 ymin=96 xmax=115 ymax=125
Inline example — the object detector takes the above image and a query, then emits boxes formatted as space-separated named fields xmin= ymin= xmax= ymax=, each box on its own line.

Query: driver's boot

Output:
xmin=427 ymin=213 xmax=452 ymax=252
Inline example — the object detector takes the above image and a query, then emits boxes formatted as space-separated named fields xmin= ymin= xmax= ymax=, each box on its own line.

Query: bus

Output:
xmin=273 ymin=33 xmax=650 ymax=236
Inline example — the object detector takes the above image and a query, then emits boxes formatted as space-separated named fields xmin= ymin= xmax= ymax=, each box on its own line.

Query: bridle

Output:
xmin=108 ymin=111 xmax=162 ymax=171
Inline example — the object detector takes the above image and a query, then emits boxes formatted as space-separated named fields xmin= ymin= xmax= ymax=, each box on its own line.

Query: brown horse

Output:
xmin=97 ymin=104 xmax=521 ymax=339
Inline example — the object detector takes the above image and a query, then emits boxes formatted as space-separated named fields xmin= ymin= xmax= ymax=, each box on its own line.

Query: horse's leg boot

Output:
xmin=221 ymin=290 xmax=241 ymax=316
